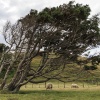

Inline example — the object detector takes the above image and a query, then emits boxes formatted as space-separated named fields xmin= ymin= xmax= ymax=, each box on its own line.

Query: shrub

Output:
xmin=84 ymin=65 xmax=97 ymax=70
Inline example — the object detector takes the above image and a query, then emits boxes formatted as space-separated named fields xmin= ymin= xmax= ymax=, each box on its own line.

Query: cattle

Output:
xmin=71 ymin=84 xmax=79 ymax=88
xmin=46 ymin=83 xmax=53 ymax=90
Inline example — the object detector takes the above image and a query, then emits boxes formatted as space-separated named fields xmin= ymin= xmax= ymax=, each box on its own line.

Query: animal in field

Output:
xmin=71 ymin=84 xmax=79 ymax=88
xmin=46 ymin=83 xmax=53 ymax=90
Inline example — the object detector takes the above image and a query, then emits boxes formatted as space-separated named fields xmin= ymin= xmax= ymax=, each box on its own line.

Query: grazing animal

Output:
xmin=71 ymin=84 xmax=79 ymax=88
xmin=46 ymin=84 xmax=53 ymax=90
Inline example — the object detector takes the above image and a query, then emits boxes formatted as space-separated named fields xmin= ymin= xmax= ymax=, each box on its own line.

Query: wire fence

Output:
xmin=23 ymin=81 xmax=100 ymax=90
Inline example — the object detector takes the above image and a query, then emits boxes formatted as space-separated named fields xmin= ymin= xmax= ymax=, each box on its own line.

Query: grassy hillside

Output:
xmin=31 ymin=56 xmax=100 ymax=83
xmin=0 ymin=55 xmax=100 ymax=84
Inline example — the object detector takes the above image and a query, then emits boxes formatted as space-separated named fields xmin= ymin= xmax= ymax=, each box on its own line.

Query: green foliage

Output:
xmin=84 ymin=65 xmax=97 ymax=70
xmin=0 ymin=43 xmax=9 ymax=53
xmin=90 ymin=55 xmax=100 ymax=65
xmin=36 ymin=1 xmax=100 ymax=57
xmin=0 ymin=65 xmax=16 ymax=79
xmin=0 ymin=43 xmax=5 ymax=53
xmin=19 ymin=1 xmax=100 ymax=61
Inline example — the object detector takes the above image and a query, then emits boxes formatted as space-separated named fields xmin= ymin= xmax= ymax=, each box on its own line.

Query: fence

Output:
xmin=23 ymin=81 xmax=100 ymax=89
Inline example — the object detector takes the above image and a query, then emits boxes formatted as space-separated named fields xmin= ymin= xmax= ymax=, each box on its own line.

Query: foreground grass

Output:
xmin=0 ymin=89 xmax=100 ymax=100
xmin=1 ymin=82 xmax=100 ymax=100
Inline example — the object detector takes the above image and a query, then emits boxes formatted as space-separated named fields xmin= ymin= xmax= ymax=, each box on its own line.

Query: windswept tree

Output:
xmin=0 ymin=1 xmax=100 ymax=92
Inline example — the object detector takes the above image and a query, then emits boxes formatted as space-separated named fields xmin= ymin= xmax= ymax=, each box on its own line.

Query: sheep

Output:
xmin=46 ymin=83 xmax=53 ymax=90
xmin=71 ymin=84 xmax=79 ymax=88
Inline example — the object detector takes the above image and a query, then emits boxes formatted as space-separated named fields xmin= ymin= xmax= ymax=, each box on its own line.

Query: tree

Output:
xmin=0 ymin=43 xmax=8 ymax=53
xmin=0 ymin=1 xmax=100 ymax=92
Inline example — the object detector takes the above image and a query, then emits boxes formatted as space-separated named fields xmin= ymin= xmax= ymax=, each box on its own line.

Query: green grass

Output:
xmin=1 ymin=56 xmax=100 ymax=100
xmin=30 ymin=56 xmax=100 ymax=82
xmin=1 ymin=82 xmax=100 ymax=100
xmin=0 ymin=90 xmax=100 ymax=100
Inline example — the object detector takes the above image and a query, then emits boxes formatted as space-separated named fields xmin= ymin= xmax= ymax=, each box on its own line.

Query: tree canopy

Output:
xmin=20 ymin=1 xmax=99 ymax=57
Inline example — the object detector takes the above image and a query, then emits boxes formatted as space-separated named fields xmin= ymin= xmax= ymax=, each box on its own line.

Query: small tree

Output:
xmin=0 ymin=1 xmax=100 ymax=92
xmin=0 ymin=43 xmax=8 ymax=53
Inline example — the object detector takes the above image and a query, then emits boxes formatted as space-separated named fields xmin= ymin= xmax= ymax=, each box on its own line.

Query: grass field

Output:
xmin=1 ymin=90 xmax=100 ymax=100
xmin=0 ymin=89 xmax=100 ymax=100
xmin=1 ymin=83 xmax=100 ymax=100
xmin=0 ymin=56 xmax=100 ymax=100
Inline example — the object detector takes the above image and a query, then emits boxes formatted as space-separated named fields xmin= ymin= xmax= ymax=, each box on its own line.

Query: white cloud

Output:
xmin=0 ymin=0 xmax=100 ymax=24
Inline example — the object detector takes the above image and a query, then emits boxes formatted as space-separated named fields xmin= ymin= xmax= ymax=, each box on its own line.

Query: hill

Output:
xmin=31 ymin=56 xmax=100 ymax=83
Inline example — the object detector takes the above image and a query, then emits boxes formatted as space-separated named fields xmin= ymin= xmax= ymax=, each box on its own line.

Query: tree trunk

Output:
xmin=0 ymin=65 xmax=11 ymax=90
xmin=0 ymin=65 xmax=4 ymax=73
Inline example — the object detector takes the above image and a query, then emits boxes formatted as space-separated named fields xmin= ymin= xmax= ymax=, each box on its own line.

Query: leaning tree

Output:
xmin=0 ymin=1 xmax=100 ymax=92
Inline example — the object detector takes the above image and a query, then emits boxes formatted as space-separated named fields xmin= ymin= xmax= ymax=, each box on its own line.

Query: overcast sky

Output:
xmin=0 ymin=0 xmax=100 ymax=54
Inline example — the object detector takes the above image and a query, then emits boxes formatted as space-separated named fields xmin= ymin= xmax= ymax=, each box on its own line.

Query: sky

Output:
xmin=0 ymin=0 xmax=100 ymax=55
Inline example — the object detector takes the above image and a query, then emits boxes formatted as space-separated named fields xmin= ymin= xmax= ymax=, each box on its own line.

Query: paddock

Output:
xmin=21 ymin=81 xmax=100 ymax=91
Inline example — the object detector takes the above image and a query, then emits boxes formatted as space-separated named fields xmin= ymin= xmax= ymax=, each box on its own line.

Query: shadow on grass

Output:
xmin=18 ymin=90 xmax=61 ymax=94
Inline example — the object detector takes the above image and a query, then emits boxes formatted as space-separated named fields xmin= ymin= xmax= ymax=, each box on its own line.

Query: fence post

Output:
xmin=45 ymin=82 xmax=46 ymax=88
xmin=25 ymin=84 xmax=27 ymax=88
xmin=39 ymin=84 xmax=40 ymax=88
xmin=32 ymin=83 xmax=33 ymax=88
xmin=64 ymin=82 xmax=65 ymax=88
xmin=83 ymin=82 xmax=84 ymax=88
xmin=58 ymin=81 xmax=59 ymax=88
xmin=97 ymin=81 xmax=98 ymax=86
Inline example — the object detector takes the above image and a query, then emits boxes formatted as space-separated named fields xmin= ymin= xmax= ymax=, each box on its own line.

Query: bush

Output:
xmin=84 ymin=65 xmax=97 ymax=70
